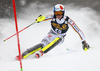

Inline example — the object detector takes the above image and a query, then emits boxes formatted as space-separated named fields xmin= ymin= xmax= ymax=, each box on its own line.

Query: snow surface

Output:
xmin=0 ymin=3 xmax=100 ymax=71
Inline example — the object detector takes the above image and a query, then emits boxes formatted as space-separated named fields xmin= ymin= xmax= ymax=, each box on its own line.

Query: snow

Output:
xmin=0 ymin=3 xmax=100 ymax=71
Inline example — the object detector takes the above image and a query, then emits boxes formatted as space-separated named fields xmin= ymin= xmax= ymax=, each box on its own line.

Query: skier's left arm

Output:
xmin=68 ymin=18 xmax=90 ymax=51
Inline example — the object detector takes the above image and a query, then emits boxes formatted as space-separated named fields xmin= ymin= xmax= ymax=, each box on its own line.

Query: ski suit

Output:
xmin=22 ymin=15 xmax=86 ymax=59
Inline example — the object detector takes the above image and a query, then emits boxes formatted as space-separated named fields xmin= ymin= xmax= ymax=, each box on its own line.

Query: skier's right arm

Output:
xmin=44 ymin=14 xmax=53 ymax=21
xmin=36 ymin=15 xmax=45 ymax=23
xmin=36 ymin=14 xmax=53 ymax=23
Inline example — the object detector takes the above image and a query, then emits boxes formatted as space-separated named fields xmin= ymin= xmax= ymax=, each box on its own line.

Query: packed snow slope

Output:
xmin=0 ymin=3 xmax=100 ymax=71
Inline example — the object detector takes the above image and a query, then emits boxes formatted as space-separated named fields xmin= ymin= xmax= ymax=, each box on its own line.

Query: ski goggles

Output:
xmin=54 ymin=11 xmax=63 ymax=15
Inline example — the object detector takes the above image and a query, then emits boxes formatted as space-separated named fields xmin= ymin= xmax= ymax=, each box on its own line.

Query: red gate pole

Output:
xmin=12 ymin=0 xmax=23 ymax=71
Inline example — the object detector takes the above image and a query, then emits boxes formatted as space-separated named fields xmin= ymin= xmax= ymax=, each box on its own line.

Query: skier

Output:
xmin=16 ymin=4 xmax=90 ymax=60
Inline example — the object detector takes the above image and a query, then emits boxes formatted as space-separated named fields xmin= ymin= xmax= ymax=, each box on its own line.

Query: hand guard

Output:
xmin=36 ymin=15 xmax=45 ymax=23
xmin=82 ymin=41 xmax=90 ymax=51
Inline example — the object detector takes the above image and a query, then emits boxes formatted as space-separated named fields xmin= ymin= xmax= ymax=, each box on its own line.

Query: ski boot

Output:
xmin=34 ymin=50 xmax=44 ymax=58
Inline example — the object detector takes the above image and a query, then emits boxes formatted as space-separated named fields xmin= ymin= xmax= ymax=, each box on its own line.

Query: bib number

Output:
xmin=55 ymin=28 xmax=62 ymax=34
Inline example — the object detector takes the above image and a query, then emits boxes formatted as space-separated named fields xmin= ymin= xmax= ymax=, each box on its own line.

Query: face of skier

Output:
xmin=56 ymin=15 xmax=63 ymax=19
xmin=54 ymin=11 xmax=63 ymax=19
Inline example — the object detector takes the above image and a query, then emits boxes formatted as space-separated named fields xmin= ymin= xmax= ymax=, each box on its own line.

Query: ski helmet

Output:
xmin=54 ymin=4 xmax=65 ymax=13
xmin=53 ymin=4 xmax=65 ymax=18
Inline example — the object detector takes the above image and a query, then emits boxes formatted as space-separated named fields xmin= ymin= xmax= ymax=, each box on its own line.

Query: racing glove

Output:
xmin=36 ymin=15 xmax=45 ymax=23
xmin=82 ymin=41 xmax=90 ymax=51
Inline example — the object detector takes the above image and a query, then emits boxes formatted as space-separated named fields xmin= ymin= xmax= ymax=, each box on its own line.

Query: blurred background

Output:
xmin=0 ymin=0 xmax=100 ymax=18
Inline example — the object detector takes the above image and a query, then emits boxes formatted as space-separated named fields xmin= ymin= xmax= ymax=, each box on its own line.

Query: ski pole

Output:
xmin=3 ymin=15 xmax=45 ymax=42
xmin=3 ymin=22 xmax=36 ymax=42
xmin=12 ymin=0 xmax=23 ymax=71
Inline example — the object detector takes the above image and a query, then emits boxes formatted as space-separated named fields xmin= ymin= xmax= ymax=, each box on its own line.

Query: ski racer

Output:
xmin=16 ymin=4 xmax=90 ymax=60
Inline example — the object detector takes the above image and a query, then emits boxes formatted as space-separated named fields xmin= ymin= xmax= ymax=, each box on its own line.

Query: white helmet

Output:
xmin=54 ymin=4 xmax=65 ymax=12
